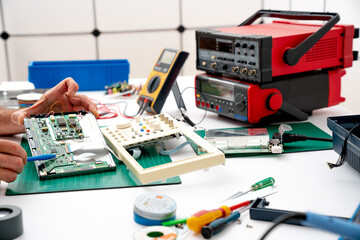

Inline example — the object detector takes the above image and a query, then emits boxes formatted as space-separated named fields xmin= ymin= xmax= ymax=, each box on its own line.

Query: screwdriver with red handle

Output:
xmin=186 ymin=200 xmax=253 ymax=233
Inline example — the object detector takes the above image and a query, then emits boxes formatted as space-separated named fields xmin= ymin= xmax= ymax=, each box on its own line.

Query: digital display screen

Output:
xmin=199 ymin=37 xmax=233 ymax=53
xmin=160 ymin=51 xmax=177 ymax=65
xmin=200 ymin=81 xmax=234 ymax=100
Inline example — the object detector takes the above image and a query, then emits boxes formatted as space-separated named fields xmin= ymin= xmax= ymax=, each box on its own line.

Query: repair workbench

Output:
xmin=0 ymin=76 xmax=359 ymax=240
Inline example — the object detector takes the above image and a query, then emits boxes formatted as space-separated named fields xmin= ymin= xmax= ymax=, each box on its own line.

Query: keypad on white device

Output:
xmin=102 ymin=113 xmax=186 ymax=149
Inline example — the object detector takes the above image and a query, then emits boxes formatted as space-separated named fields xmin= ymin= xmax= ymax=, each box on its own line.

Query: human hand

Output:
xmin=0 ymin=140 xmax=27 ymax=183
xmin=11 ymin=77 xmax=98 ymax=125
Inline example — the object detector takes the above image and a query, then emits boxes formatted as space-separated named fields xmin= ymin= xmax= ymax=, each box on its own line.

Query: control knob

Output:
xmin=234 ymin=93 xmax=247 ymax=112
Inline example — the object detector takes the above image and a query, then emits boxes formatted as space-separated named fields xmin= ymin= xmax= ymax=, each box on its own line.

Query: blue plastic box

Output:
xmin=327 ymin=115 xmax=360 ymax=173
xmin=28 ymin=59 xmax=130 ymax=91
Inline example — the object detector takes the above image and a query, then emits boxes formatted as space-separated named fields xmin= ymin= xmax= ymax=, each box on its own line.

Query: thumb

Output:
xmin=11 ymin=110 xmax=26 ymax=125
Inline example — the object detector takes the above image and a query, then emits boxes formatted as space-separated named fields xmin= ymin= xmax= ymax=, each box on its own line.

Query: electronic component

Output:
xmin=56 ymin=117 xmax=66 ymax=127
xmin=204 ymin=128 xmax=271 ymax=154
xmin=137 ymin=48 xmax=189 ymax=114
xmin=67 ymin=118 xmax=77 ymax=126
xmin=24 ymin=110 xmax=116 ymax=179
xmin=196 ymin=10 xmax=357 ymax=83
xmin=195 ymin=68 xmax=345 ymax=123
xmin=101 ymin=113 xmax=225 ymax=184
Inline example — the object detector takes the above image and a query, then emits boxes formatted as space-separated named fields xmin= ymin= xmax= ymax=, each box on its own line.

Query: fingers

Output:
xmin=69 ymin=94 xmax=99 ymax=118
xmin=0 ymin=140 xmax=27 ymax=165
xmin=10 ymin=110 xmax=26 ymax=125
xmin=0 ymin=140 xmax=27 ymax=183
xmin=0 ymin=153 xmax=25 ymax=174
xmin=0 ymin=168 xmax=18 ymax=183
xmin=54 ymin=77 xmax=79 ymax=97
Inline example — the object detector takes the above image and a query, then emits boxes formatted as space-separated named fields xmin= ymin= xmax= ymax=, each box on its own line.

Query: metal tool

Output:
xmin=222 ymin=177 xmax=275 ymax=202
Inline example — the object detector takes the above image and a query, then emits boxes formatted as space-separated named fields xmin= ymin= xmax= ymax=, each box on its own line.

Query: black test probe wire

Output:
xmin=176 ymin=86 xmax=207 ymax=127
xmin=327 ymin=123 xmax=360 ymax=169
xmin=98 ymin=86 xmax=206 ymax=125
xmin=259 ymin=213 xmax=307 ymax=240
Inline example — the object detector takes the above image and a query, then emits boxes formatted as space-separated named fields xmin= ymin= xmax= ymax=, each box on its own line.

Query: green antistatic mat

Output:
xmin=6 ymin=138 xmax=181 ymax=195
xmin=195 ymin=122 xmax=333 ymax=156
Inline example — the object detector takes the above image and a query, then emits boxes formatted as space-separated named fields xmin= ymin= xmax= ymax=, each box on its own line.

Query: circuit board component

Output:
xmin=24 ymin=110 xmax=116 ymax=179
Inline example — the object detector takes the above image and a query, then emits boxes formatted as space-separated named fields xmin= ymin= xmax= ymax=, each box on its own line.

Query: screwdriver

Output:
xmin=186 ymin=200 xmax=253 ymax=233
xmin=27 ymin=154 xmax=57 ymax=161
xmin=201 ymin=206 xmax=250 ymax=239
xmin=222 ymin=177 xmax=275 ymax=202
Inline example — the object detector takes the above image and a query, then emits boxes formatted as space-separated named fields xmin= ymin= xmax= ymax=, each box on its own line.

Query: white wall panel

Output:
xmin=263 ymin=0 xmax=290 ymax=10
xmin=182 ymin=29 xmax=202 ymax=76
xmin=291 ymin=0 xmax=324 ymax=12
xmin=99 ymin=31 xmax=180 ymax=78
xmin=0 ymin=42 xmax=7 ymax=82
xmin=2 ymin=0 xmax=94 ymax=34
xmin=96 ymin=0 xmax=180 ymax=31
xmin=0 ymin=6 xmax=6 ymax=82
xmin=7 ymin=36 xmax=96 ymax=82
xmin=326 ymin=0 xmax=360 ymax=113
xmin=0 ymin=6 xmax=3 ymax=32
xmin=182 ymin=0 xmax=261 ymax=28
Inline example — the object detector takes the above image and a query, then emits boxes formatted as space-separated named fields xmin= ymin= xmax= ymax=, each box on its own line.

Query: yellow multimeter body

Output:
xmin=137 ymin=48 xmax=189 ymax=114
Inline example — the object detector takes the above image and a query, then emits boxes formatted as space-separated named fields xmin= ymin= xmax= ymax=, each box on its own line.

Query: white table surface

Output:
xmin=1 ymin=76 xmax=359 ymax=240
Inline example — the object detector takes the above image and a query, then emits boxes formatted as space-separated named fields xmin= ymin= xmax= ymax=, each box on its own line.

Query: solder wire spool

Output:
xmin=134 ymin=193 xmax=177 ymax=226
xmin=17 ymin=93 xmax=42 ymax=109
xmin=0 ymin=205 xmax=23 ymax=240
xmin=133 ymin=226 xmax=178 ymax=240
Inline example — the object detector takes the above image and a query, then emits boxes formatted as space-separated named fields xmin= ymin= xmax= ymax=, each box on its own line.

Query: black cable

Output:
xmin=259 ymin=213 xmax=306 ymax=240
xmin=328 ymin=123 xmax=360 ymax=169
xmin=177 ymin=86 xmax=207 ymax=127
xmin=281 ymin=133 xmax=332 ymax=144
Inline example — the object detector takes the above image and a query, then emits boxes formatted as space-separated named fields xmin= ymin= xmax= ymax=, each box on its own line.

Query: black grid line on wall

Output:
xmin=0 ymin=0 xmax=253 ymax=81
xmin=0 ymin=0 xmax=268 ymax=82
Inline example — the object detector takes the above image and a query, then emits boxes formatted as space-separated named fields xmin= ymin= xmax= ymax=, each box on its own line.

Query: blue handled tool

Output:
xmin=28 ymin=154 xmax=57 ymax=161
xmin=201 ymin=206 xmax=249 ymax=239
xmin=302 ymin=211 xmax=360 ymax=240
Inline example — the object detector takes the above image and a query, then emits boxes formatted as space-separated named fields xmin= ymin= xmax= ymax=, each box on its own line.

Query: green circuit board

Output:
xmin=24 ymin=111 xmax=116 ymax=179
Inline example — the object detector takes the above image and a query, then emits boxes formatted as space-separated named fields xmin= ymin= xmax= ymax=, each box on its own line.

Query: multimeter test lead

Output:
xmin=222 ymin=177 xmax=275 ymax=202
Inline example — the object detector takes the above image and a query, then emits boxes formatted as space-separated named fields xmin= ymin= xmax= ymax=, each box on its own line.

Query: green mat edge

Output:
xmin=195 ymin=122 xmax=333 ymax=157
xmin=6 ymin=136 xmax=181 ymax=196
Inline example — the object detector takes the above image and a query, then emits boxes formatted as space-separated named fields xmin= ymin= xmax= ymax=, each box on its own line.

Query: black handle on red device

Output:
xmin=239 ymin=10 xmax=340 ymax=66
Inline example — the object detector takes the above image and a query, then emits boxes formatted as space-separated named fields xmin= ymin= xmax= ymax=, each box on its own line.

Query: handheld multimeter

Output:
xmin=137 ymin=48 xmax=189 ymax=114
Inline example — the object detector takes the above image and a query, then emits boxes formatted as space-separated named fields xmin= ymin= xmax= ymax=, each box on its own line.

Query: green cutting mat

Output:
xmin=6 ymin=138 xmax=181 ymax=195
xmin=195 ymin=122 xmax=333 ymax=156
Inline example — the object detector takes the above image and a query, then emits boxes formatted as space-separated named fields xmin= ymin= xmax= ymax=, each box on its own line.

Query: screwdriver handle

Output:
xmin=187 ymin=206 xmax=231 ymax=233
xmin=27 ymin=154 xmax=57 ymax=161
xmin=201 ymin=211 xmax=241 ymax=239
xmin=251 ymin=177 xmax=275 ymax=191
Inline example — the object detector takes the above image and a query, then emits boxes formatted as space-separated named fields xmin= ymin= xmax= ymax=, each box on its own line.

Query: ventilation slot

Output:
xmin=305 ymin=38 xmax=338 ymax=62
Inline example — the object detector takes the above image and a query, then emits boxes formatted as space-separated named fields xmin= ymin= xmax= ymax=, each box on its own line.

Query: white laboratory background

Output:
xmin=0 ymin=0 xmax=359 ymax=112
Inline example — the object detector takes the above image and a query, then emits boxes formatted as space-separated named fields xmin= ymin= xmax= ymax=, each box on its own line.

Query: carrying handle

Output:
xmin=239 ymin=10 xmax=340 ymax=66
